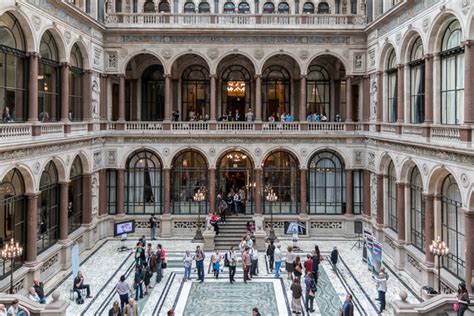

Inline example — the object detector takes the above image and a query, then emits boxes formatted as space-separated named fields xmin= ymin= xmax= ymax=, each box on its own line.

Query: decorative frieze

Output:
xmin=264 ymin=221 xmax=285 ymax=229
xmin=384 ymin=236 xmax=396 ymax=250
xmin=407 ymin=254 xmax=422 ymax=272
xmin=135 ymin=220 xmax=160 ymax=229
xmin=173 ymin=220 xmax=206 ymax=229
xmin=310 ymin=221 xmax=343 ymax=229
xmin=0 ymin=140 xmax=94 ymax=161
xmin=40 ymin=254 xmax=59 ymax=273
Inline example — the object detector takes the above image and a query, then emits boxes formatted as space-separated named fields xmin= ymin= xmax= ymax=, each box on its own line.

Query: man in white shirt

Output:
xmin=274 ymin=244 xmax=283 ymax=279
xmin=250 ymin=244 xmax=259 ymax=277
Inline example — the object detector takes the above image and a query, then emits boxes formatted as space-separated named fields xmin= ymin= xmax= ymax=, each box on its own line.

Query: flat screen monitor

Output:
xmin=114 ymin=220 xmax=135 ymax=236
xmin=284 ymin=221 xmax=307 ymax=235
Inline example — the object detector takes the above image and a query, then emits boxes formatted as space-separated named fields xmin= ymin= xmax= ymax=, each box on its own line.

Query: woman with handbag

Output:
xmin=304 ymin=272 xmax=316 ymax=313
xmin=455 ymin=283 xmax=470 ymax=315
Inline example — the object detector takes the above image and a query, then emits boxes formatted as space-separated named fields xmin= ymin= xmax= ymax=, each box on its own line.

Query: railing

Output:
xmin=105 ymin=13 xmax=365 ymax=27
xmin=107 ymin=122 xmax=117 ymax=130
xmin=0 ymin=123 xmax=31 ymax=141
xmin=69 ymin=122 xmax=88 ymax=135
xmin=40 ymin=123 xmax=64 ymax=137
xmin=402 ymin=124 xmax=423 ymax=136
xmin=217 ymin=122 xmax=255 ymax=131
xmin=380 ymin=123 xmax=397 ymax=134
xmin=126 ymin=121 xmax=163 ymax=131
xmin=262 ymin=122 xmax=300 ymax=131
xmin=308 ymin=122 xmax=345 ymax=131
xmin=171 ymin=122 xmax=209 ymax=131
xmin=430 ymin=125 xmax=461 ymax=143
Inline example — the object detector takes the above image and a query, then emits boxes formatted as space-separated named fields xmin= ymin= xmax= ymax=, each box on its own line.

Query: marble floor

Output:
xmin=44 ymin=237 xmax=423 ymax=316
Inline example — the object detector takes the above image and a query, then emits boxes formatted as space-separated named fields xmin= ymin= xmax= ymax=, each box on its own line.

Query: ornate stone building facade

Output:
xmin=0 ymin=0 xmax=473 ymax=297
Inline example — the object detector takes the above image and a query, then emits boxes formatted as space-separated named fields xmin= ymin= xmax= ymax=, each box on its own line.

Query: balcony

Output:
xmin=104 ymin=13 xmax=366 ymax=29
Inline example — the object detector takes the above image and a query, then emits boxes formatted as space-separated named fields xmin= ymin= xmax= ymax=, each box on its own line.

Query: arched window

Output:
xmin=306 ymin=65 xmax=330 ymax=119
xmin=218 ymin=152 xmax=254 ymax=214
xmin=171 ymin=151 xmax=208 ymax=214
xmin=69 ymin=157 xmax=83 ymax=233
xmin=184 ymin=1 xmax=196 ymax=12
xmin=126 ymin=150 xmax=163 ymax=214
xmin=0 ymin=13 xmax=27 ymax=123
xmin=39 ymin=31 xmax=60 ymax=123
xmin=262 ymin=65 xmax=291 ymax=121
xmin=141 ymin=65 xmax=165 ymax=121
xmin=278 ymin=2 xmax=289 ymax=13
xmin=263 ymin=151 xmax=299 ymax=214
xmin=115 ymin=0 xmax=122 ymax=12
xmin=440 ymin=20 xmax=464 ymax=125
xmin=350 ymin=0 xmax=357 ymax=14
xmin=441 ymin=175 xmax=465 ymax=280
xmin=238 ymin=2 xmax=250 ymax=13
xmin=143 ymin=0 xmax=156 ymax=12
xmin=308 ymin=151 xmax=345 ymax=214
xmin=158 ymin=0 xmax=171 ymax=12
xmin=317 ymin=2 xmax=329 ymax=13
xmin=69 ymin=44 xmax=84 ymax=122
xmin=182 ymin=65 xmax=210 ymax=121
xmin=198 ymin=2 xmax=210 ymax=13
xmin=302 ymin=2 xmax=314 ymax=13
xmin=221 ymin=65 xmax=252 ymax=120
xmin=409 ymin=37 xmax=424 ymax=124
xmin=387 ymin=161 xmax=397 ymax=232
xmin=0 ymin=169 xmax=26 ymax=279
xmin=386 ymin=49 xmax=397 ymax=123
xmin=409 ymin=168 xmax=424 ymax=252
xmin=263 ymin=2 xmax=274 ymax=13
xmin=224 ymin=1 xmax=235 ymax=13
xmin=38 ymin=162 xmax=59 ymax=253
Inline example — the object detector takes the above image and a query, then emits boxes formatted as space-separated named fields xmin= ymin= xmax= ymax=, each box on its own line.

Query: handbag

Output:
xmin=453 ymin=303 xmax=459 ymax=312
xmin=309 ymin=289 xmax=316 ymax=297
xmin=161 ymin=262 xmax=167 ymax=269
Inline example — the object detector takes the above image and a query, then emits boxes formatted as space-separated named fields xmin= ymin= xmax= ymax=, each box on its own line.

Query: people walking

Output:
xmin=286 ymin=246 xmax=296 ymax=280
xmin=183 ymin=250 xmax=193 ymax=281
xmin=227 ymin=246 xmax=237 ymax=284
xmin=304 ymin=272 xmax=316 ymax=313
xmin=242 ymin=247 xmax=251 ymax=283
xmin=456 ymin=283 xmax=470 ymax=316
xmin=274 ymin=244 xmax=282 ymax=278
xmin=342 ymin=293 xmax=354 ymax=316
xmin=375 ymin=271 xmax=387 ymax=313
xmin=116 ymin=275 xmax=130 ymax=311
xmin=250 ymin=244 xmax=259 ymax=277
xmin=195 ymin=246 xmax=205 ymax=283
xmin=330 ymin=246 xmax=339 ymax=272
xmin=134 ymin=265 xmax=144 ymax=300
xmin=266 ymin=240 xmax=275 ymax=272
xmin=290 ymin=277 xmax=303 ymax=315
xmin=211 ymin=249 xmax=222 ymax=279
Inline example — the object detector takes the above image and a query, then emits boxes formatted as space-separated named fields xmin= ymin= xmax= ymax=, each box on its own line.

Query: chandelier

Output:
xmin=226 ymin=153 xmax=247 ymax=162
xmin=227 ymin=81 xmax=245 ymax=97
xmin=265 ymin=186 xmax=278 ymax=202
xmin=1 ymin=238 xmax=23 ymax=259
xmin=193 ymin=186 xmax=207 ymax=202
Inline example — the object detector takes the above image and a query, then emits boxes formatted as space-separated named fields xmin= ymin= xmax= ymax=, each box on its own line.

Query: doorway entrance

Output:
xmin=217 ymin=152 xmax=254 ymax=214
xmin=220 ymin=65 xmax=252 ymax=120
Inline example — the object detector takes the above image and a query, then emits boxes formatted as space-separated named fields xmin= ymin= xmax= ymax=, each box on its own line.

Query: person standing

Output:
xmin=456 ymin=283 xmax=470 ymax=316
xmin=342 ymin=294 xmax=354 ymax=316
xmin=375 ymin=271 xmax=387 ymax=313
xmin=183 ymin=250 xmax=193 ymax=281
xmin=311 ymin=251 xmax=320 ymax=285
xmin=330 ymin=246 xmax=339 ymax=272
xmin=290 ymin=277 xmax=303 ymax=315
xmin=227 ymin=246 xmax=237 ymax=284
xmin=266 ymin=240 xmax=275 ymax=272
xmin=155 ymin=244 xmax=163 ymax=284
xmin=286 ymin=246 xmax=296 ymax=280
xmin=304 ymin=254 xmax=313 ymax=276
xmin=293 ymin=256 xmax=303 ymax=280
xmin=149 ymin=214 xmax=157 ymax=240
xmin=123 ymin=298 xmax=138 ymax=316
xmin=242 ymin=246 xmax=251 ymax=284
xmin=195 ymin=245 xmax=205 ymax=283
xmin=134 ymin=265 xmax=144 ymax=300
xmin=304 ymin=272 xmax=316 ymax=313
xmin=250 ymin=244 xmax=259 ymax=277
xmin=211 ymin=249 xmax=222 ymax=279
xmin=108 ymin=301 xmax=122 ymax=316
xmin=143 ymin=263 xmax=152 ymax=296
xmin=274 ymin=244 xmax=283 ymax=278
xmin=116 ymin=275 xmax=130 ymax=311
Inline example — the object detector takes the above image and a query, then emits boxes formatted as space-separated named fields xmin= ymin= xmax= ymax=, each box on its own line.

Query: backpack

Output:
xmin=76 ymin=297 xmax=84 ymax=305
xmin=224 ymin=253 xmax=230 ymax=267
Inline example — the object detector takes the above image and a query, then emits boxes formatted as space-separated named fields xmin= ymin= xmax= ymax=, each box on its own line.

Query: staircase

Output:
xmin=214 ymin=215 xmax=252 ymax=250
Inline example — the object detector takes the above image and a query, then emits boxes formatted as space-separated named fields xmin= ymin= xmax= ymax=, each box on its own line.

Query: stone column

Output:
xmin=118 ymin=75 xmax=126 ymax=130
xmin=345 ymin=170 xmax=353 ymax=216
xmin=464 ymin=209 xmax=474 ymax=294
xmin=116 ymin=169 xmax=125 ymax=216
xmin=210 ymin=74 xmax=217 ymax=121
xmin=60 ymin=63 xmax=69 ymax=122
xmin=423 ymin=54 xmax=433 ymax=137
xmin=254 ymin=169 xmax=262 ymax=215
xmin=26 ymin=193 xmax=39 ymax=265
xmin=82 ymin=174 xmax=92 ymax=225
xmin=83 ymin=70 xmax=92 ymax=122
xmin=59 ymin=182 xmax=69 ymax=241
xmin=396 ymin=64 xmax=405 ymax=132
xmin=345 ymin=75 xmax=353 ymax=122
xmin=300 ymin=169 xmax=307 ymax=215
xmin=376 ymin=174 xmax=384 ymax=226
xmin=99 ymin=170 xmax=107 ymax=216
xmin=164 ymin=74 xmax=172 ymax=121
xmin=363 ymin=170 xmax=371 ymax=217
xmin=362 ymin=75 xmax=370 ymax=129
xmin=100 ymin=74 xmax=108 ymax=124
xmin=28 ymin=53 xmax=40 ymax=136
xmin=396 ymin=182 xmax=406 ymax=242
xmin=299 ymin=75 xmax=307 ymax=122
xmin=423 ymin=193 xmax=434 ymax=265
xmin=209 ymin=168 xmax=216 ymax=213
xmin=461 ymin=40 xmax=474 ymax=142
xmin=255 ymin=75 xmax=262 ymax=122
xmin=376 ymin=71 xmax=383 ymax=131
xmin=163 ymin=168 xmax=171 ymax=215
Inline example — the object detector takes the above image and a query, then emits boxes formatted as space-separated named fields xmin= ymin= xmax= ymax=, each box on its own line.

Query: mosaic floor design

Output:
xmin=313 ymin=266 xmax=343 ymax=316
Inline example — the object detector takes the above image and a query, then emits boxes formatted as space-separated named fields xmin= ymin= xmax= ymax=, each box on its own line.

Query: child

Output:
xmin=211 ymin=249 xmax=222 ymax=279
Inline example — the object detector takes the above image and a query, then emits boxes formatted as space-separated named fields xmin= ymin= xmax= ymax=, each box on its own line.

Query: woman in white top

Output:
xmin=286 ymin=246 xmax=296 ymax=280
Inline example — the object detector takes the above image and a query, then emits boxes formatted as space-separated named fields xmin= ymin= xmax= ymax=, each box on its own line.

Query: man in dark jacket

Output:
xmin=330 ymin=246 xmax=339 ymax=272
xmin=311 ymin=251 xmax=320 ymax=285
xmin=266 ymin=240 xmax=275 ymax=272
xmin=342 ymin=293 xmax=354 ymax=316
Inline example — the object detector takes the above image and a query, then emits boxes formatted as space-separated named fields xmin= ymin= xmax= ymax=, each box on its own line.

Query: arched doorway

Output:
xmin=217 ymin=151 xmax=254 ymax=214
xmin=221 ymin=65 xmax=252 ymax=121
xmin=262 ymin=151 xmax=299 ymax=214
xmin=38 ymin=161 xmax=59 ymax=253
xmin=182 ymin=65 xmax=210 ymax=121
xmin=68 ymin=156 xmax=83 ymax=234
xmin=0 ymin=169 xmax=26 ymax=279
xmin=141 ymin=65 xmax=165 ymax=121
xmin=262 ymin=65 xmax=291 ymax=121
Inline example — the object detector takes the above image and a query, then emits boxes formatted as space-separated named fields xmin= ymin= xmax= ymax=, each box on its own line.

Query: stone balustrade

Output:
xmin=430 ymin=125 xmax=461 ymax=143
xmin=0 ymin=123 xmax=31 ymax=142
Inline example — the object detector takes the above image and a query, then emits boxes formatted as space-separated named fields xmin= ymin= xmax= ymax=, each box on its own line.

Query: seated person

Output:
xmin=246 ymin=221 xmax=254 ymax=234
xmin=33 ymin=279 xmax=47 ymax=304
xmin=27 ymin=287 xmax=43 ymax=304
xmin=2 ymin=107 xmax=14 ymax=122
xmin=73 ymin=271 xmax=92 ymax=300
xmin=0 ymin=304 xmax=6 ymax=316
xmin=7 ymin=299 xmax=30 ymax=316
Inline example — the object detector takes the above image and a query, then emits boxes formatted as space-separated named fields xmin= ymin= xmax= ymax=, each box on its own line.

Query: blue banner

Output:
xmin=372 ymin=241 xmax=383 ymax=274
xmin=71 ymin=244 xmax=80 ymax=280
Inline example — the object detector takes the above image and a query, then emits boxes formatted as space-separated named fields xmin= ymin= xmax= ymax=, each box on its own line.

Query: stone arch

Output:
xmin=426 ymin=165 xmax=460 ymax=196
xmin=378 ymin=41 xmax=397 ymax=70
xmin=121 ymin=50 xmax=166 ymax=74
xmin=399 ymin=158 xmax=425 ymax=188
xmin=170 ymin=147 xmax=210 ymax=169
xmin=305 ymin=147 xmax=348 ymax=169
xmin=41 ymin=157 xmax=67 ymax=185
xmin=216 ymin=147 xmax=255 ymax=169
xmin=120 ymin=146 xmax=164 ymax=169
xmin=399 ymin=29 xmax=426 ymax=64
xmin=68 ymin=39 xmax=91 ymax=70
xmin=468 ymin=186 xmax=474 ymax=211
xmin=169 ymin=51 xmax=211 ymax=75
xmin=260 ymin=147 xmax=301 ymax=169
xmin=305 ymin=51 xmax=350 ymax=75
xmin=426 ymin=11 xmax=464 ymax=53
xmin=0 ymin=164 xmax=35 ymax=194
xmin=68 ymin=152 xmax=91 ymax=179
xmin=37 ymin=26 xmax=67 ymax=62
xmin=259 ymin=51 xmax=302 ymax=75
xmin=0 ymin=9 xmax=36 ymax=52
xmin=468 ymin=15 xmax=474 ymax=40
xmin=214 ymin=52 xmax=257 ymax=75
xmin=377 ymin=152 xmax=396 ymax=176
